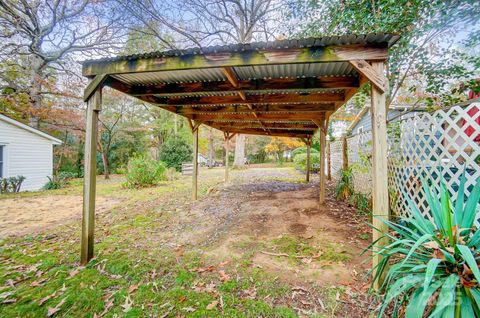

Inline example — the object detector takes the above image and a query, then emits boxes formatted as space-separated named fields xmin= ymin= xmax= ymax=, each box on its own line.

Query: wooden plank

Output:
xmin=208 ymin=122 xmax=317 ymax=130
xmin=83 ymin=44 xmax=389 ymax=76
xmin=121 ymin=77 xmax=359 ymax=96
xmin=349 ymin=60 xmax=387 ymax=93
xmin=319 ymin=119 xmax=326 ymax=205
xmin=192 ymin=112 xmax=325 ymax=121
xmin=192 ymin=123 xmax=199 ymax=200
xmin=211 ymin=127 xmax=313 ymax=138
xmin=81 ymin=88 xmax=102 ymax=265
xmin=182 ymin=163 xmax=194 ymax=175
xmin=162 ymin=92 xmax=345 ymax=106
xmin=174 ymin=103 xmax=336 ymax=114
xmin=370 ymin=61 xmax=389 ymax=290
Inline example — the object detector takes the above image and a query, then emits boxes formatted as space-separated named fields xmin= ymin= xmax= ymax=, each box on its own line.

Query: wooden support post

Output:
xmin=81 ymin=88 xmax=102 ymax=265
xmin=370 ymin=61 xmax=389 ymax=290
xmin=319 ymin=119 xmax=326 ymax=205
xmin=326 ymin=139 xmax=331 ymax=181
xmin=342 ymin=136 xmax=348 ymax=170
xmin=224 ymin=132 xmax=230 ymax=185
xmin=306 ymin=138 xmax=311 ymax=183
xmin=192 ymin=122 xmax=200 ymax=200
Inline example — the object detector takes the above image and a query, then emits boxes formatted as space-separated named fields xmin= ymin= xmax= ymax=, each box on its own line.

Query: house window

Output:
xmin=357 ymin=126 xmax=364 ymax=134
xmin=0 ymin=146 xmax=3 ymax=178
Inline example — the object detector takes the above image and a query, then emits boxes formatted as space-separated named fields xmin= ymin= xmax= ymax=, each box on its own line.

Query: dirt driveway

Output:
xmin=0 ymin=195 xmax=120 ymax=238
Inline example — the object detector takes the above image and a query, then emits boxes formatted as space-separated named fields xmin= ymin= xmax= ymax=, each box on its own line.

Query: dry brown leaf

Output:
xmin=128 ymin=284 xmax=139 ymax=293
xmin=38 ymin=291 xmax=57 ymax=306
xmin=47 ymin=297 xmax=66 ymax=317
xmin=206 ymin=300 xmax=218 ymax=310
xmin=218 ymin=271 xmax=230 ymax=282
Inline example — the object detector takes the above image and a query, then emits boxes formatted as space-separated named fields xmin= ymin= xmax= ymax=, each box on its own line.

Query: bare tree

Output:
xmin=0 ymin=0 xmax=123 ymax=126
xmin=119 ymin=0 xmax=281 ymax=167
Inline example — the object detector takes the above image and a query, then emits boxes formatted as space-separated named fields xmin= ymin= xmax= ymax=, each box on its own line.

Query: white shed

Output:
xmin=0 ymin=114 xmax=62 ymax=191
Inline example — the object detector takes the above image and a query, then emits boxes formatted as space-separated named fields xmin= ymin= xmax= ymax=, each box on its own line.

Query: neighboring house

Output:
xmin=347 ymin=105 xmax=426 ymax=136
xmin=0 ymin=114 xmax=62 ymax=191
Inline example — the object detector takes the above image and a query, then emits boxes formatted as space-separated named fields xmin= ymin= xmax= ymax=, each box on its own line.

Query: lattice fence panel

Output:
xmin=347 ymin=131 xmax=372 ymax=196
xmin=329 ymin=140 xmax=343 ymax=181
xmin=388 ymin=102 xmax=480 ymax=225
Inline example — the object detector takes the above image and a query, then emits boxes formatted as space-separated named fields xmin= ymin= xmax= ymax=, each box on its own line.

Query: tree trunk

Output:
xmin=102 ymin=150 xmax=110 ymax=180
xmin=208 ymin=130 xmax=214 ymax=168
xmin=233 ymin=134 xmax=246 ymax=167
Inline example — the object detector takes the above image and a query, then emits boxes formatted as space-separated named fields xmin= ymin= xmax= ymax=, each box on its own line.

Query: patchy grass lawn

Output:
xmin=0 ymin=166 xmax=375 ymax=317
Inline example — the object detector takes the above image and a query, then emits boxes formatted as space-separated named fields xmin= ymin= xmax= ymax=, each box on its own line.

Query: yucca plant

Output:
xmin=372 ymin=170 xmax=480 ymax=317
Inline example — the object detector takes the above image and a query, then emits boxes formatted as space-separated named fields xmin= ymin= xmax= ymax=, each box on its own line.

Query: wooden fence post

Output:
xmin=306 ymin=138 xmax=311 ymax=183
xmin=192 ymin=122 xmax=200 ymax=200
xmin=319 ymin=120 xmax=326 ymax=205
xmin=326 ymin=139 xmax=331 ymax=181
xmin=81 ymin=88 xmax=102 ymax=265
xmin=342 ymin=135 xmax=348 ymax=170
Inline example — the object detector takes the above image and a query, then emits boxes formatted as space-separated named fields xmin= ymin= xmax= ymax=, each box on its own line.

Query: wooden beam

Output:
xmin=370 ymin=61 xmax=389 ymax=290
xmin=212 ymin=127 xmax=313 ymax=138
xmin=326 ymin=139 xmax=331 ymax=181
xmin=83 ymin=44 xmax=389 ymax=76
xmin=83 ymin=74 xmax=108 ymax=102
xmin=192 ymin=112 xmax=325 ymax=122
xmin=222 ymin=67 xmax=239 ymax=88
xmin=174 ymin=103 xmax=336 ymax=115
xmin=206 ymin=121 xmax=317 ymax=130
xmin=349 ymin=60 xmax=387 ymax=93
xmin=162 ymin=92 xmax=345 ymax=106
xmin=81 ymin=88 xmax=102 ymax=265
xmin=121 ymin=77 xmax=359 ymax=96
xmin=192 ymin=122 xmax=200 ymax=200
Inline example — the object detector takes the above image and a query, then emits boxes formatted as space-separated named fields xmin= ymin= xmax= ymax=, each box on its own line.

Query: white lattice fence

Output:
xmin=329 ymin=102 xmax=480 ymax=225
xmin=329 ymin=140 xmax=344 ymax=181
xmin=388 ymin=103 xmax=480 ymax=224
xmin=347 ymin=131 xmax=372 ymax=196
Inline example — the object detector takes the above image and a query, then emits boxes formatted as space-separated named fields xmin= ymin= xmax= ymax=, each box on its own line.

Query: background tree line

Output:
xmin=0 ymin=0 xmax=478 ymax=180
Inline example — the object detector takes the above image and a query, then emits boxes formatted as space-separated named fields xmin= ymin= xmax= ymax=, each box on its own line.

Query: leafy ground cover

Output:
xmin=0 ymin=166 xmax=375 ymax=317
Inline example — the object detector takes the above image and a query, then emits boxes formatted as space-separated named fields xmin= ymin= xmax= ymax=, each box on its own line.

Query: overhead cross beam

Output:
xmin=172 ymin=103 xmax=336 ymax=115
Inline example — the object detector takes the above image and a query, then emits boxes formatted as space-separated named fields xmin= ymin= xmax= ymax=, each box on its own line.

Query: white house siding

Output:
xmin=0 ymin=120 xmax=55 ymax=191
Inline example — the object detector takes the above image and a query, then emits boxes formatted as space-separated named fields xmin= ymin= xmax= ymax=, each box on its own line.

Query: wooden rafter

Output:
xmin=161 ymin=92 xmax=345 ymax=106
xmin=172 ymin=103 xmax=336 ymax=115
xmin=106 ymin=76 xmax=359 ymax=97
xmin=191 ymin=112 xmax=325 ymax=122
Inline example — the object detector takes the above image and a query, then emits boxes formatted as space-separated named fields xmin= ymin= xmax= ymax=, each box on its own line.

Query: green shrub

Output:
xmin=159 ymin=137 xmax=193 ymax=171
xmin=291 ymin=146 xmax=319 ymax=159
xmin=372 ymin=170 xmax=480 ymax=317
xmin=43 ymin=175 xmax=66 ymax=190
xmin=293 ymin=153 xmax=320 ymax=172
xmin=335 ymin=167 xmax=354 ymax=200
xmin=124 ymin=157 xmax=167 ymax=188
xmin=0 ymin=175 xmax=26 ymax=193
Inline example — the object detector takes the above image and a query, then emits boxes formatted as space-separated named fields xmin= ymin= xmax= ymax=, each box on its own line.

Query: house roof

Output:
xmin=82 ymin=33 xmax=399 ymax=139
xmin=0 ymin=114 xmax=62 ymax=145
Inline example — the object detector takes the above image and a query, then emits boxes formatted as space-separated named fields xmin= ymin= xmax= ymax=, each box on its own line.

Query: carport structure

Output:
xmin=81 ymin=33 xmax=398 ymax=286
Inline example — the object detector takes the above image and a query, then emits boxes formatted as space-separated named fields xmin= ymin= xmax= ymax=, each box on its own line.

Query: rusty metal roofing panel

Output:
xmin=83 ymin=33 xmax=399 ymax=64
xmin=111 ymin=68 xmax=226 ymax=85
xmin=233 ymin=62 xmax=356 ymax=80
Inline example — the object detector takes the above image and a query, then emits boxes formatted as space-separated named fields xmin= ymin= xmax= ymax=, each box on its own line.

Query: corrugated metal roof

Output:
xmin=111 ymin=68 xmax=226 ymax=85
xmin=233 ymin=62 xmax=356 ymax=80
xmin=83 ymin=33 xmax=399 ymax=64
